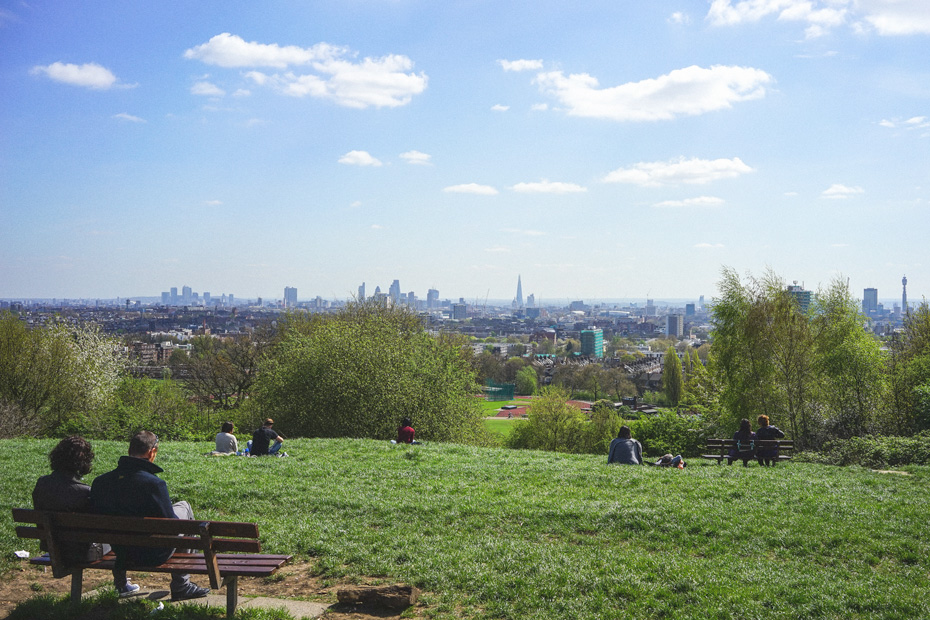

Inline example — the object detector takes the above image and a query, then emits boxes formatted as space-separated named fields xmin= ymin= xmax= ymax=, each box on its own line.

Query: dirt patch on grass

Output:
xmin=1 ymin=560 xmax=425 ymax=619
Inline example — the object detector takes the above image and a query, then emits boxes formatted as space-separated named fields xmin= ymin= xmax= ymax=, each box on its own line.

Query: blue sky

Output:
xmin=2 ymin=0 xmax=928 ymax=305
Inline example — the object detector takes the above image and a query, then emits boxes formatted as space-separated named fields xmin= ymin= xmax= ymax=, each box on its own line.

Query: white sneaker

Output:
xmin=118 ymin=581 xmax=141 ymax=598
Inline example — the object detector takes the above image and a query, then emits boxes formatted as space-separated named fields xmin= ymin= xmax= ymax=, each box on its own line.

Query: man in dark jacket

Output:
xmin=250 ymin=418 xmax=284 ymax=456
xmin=89 ymin=431 xmax=209 ymax=601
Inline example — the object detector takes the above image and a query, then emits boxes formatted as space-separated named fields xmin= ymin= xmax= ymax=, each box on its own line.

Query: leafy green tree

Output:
xmin=254 ymin=300 xmax=486 ymax=443
xmin=172 ymin=334 xmax=266 ymax=410
xmin=662 ymin=346 xmax=683 ymax=406
xmin=889 ymin=302 xmax=930 ymax=433
xmin=0 ymin=312 xmax=125 ymax=436
xmin=515 ymin=366 xmax=538 ymax=396
xmin=506 ymin=387 xmax=586 ymax=452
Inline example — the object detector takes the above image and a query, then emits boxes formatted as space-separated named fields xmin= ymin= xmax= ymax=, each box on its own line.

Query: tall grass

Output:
xmin=3 ymin=438 xmax=929 ymax=619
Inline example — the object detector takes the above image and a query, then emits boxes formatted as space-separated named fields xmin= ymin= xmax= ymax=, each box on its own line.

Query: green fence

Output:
xmin=484 ymin=379 xmax=515 ymax=401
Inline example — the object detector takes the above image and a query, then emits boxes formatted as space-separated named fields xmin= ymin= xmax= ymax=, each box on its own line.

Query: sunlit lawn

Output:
xmin=3 ymin=438 xmax=930 ymax=619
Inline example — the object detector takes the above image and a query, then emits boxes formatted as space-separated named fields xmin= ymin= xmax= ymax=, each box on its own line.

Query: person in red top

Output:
xmin=397 ymin=417 xmax=416 ymax=444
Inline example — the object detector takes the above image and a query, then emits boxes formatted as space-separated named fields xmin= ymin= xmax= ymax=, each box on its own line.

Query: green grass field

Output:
xmin=3 ymin=438 xmax=930 ymax=619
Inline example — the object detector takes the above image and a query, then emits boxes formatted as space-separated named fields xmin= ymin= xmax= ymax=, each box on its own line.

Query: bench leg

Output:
xmin=224 ymin=575 xmax=238 ymax=618
xmin=70 ymin=568 xmax=83 ymax=603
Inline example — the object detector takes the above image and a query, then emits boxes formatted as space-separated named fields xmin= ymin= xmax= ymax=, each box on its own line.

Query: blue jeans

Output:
xmin=246 ymin=440 xmax=282 ymax=455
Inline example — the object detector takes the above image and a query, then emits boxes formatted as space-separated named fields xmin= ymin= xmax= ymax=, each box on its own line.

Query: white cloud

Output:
xmin=371 ymin=224 xmax=383 ymax=229
xmin=485 ymin=246 xmax=512 ymax=253
xmin=694 ymin=242 xmax=725 ymax=248
xmin=603 ymin=157 xmax=754 ymax=186
xmin=669 ymin=11 xmax=691 ymax=24
xmin=534 ymin=64 xmax=772 ymax=121
xmin=880 ymin=116 xmax=930 ymax=132
xmin=707 ymin=0 xmax=930 ymax=36
xmin=232 ymin=89 xmax=251 ymax=97
xmin=491 ymin=104 xmax=510 ymax=111
xmin=499 ymin=59 xmax=544 ymax=72
xmin=191 ymin=81 xmax=225 ymax=97
xmin=350 ymin=200 xmax=362 ymax=208
xmin=186 ymin=33 xmax=427 ymax=109
xmin=112 ymin=113 xmax=145 ymax=123
xmin=184 ymin=33 xmax=339 ymax=68
xmin=531 ymin=103 xmax=549 ymax=111
xmin=822 ymin=183 xmax=864 ymax=199
xmin=653 ymin=196 xmax=725 ymax=208
xmin=443 ymin=183 xmax=499 ymax=195
xmin=338 ymin=150 xmax=383 ymax=166
xmin=400 ymin=150 xmax=432 ymax=165
xmin=859 ymin=0 xmax=930 ymax=35
xmin=204 ymin=200 xmax=223 ymax=206
xmin=511 ymin=180 xmax=587 ymax=194
xmin=31 ymin=62 xmax=118 ymax=90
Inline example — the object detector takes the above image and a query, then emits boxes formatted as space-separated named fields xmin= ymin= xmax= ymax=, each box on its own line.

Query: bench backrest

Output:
xmin=12 ymin=508 xmax=261 ymax=586
xmin=705 ymin=439 xmax=793 ymax=448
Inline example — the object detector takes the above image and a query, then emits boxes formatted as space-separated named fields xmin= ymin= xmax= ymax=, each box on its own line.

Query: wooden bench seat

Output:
xmin=701 ymin=438 xmax=794 ymax=464
xmin=12 ymin=508 xmax=291 ymax=618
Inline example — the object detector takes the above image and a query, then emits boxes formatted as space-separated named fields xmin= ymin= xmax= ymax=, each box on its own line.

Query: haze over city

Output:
xmin=2 ymin=1 xmax=928 ymax=302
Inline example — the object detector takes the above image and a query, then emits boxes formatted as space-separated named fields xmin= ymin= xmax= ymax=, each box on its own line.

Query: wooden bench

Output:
xmin=12 ymin=509 xmax=291 ymax=618
xmin=701 ymin=439 xmax=794 ymax=464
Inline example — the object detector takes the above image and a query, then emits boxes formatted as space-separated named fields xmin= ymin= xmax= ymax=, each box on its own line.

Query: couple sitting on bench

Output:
xmin=32 ymin=432 xmax=210 ymax=601
xmin=729 ymin=415 xmax=786 ymax=467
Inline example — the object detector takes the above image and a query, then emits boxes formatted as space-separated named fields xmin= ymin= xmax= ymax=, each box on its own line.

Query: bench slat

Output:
xmin=14 ymin=526 xmax=261 ymax=553
xmin=28 ymin=553 xmax=291 ymax=577
xmin=12 ymin=510 xmax=258 ymax=538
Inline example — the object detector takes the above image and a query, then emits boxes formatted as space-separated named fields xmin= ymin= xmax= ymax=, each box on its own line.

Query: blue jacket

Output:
xmin=89 ymin=456 xmax=176 ymax=566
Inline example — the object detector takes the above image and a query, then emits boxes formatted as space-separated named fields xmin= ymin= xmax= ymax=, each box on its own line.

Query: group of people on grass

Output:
xmin=607 ymin=415 xmax=787 ymax=467
xmin=211 ymin=418 xmax=285 ymax=457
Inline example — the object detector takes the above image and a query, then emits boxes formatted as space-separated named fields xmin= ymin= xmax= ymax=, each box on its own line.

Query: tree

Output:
xmin=506 ymin=387 xmax=586 ymax=452
xmin=0 ymin=312 xmax=125 ymax=436
xmin=173 ymin=334 xmax=266 ymax=410
xmin=254 ymin=300 xmax=487 ymax=443
xmin=662 ymin=346 xmax=683 ymax=406
xmin=515 ymin=366 xmax=538 ymax=396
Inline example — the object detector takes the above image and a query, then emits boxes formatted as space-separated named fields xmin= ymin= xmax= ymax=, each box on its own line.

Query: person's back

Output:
xmin=214 ymin=421 xmax=237 ymax=454
xmin=397 ymin=417 xmax=415 ymax=444
xmin=607 ymin=426 xmax=642 ymax=465
xmin=755 ymin=414 xmax=786 ymax=466
xmin=250 ymin=418 xmax=283 ymax=456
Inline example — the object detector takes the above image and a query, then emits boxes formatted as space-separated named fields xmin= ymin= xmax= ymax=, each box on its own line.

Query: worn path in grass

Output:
xmin=3 ymin=438 xmax=930 ymax=620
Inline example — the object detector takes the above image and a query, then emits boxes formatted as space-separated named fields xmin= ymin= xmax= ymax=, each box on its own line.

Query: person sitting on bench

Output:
xmin=90 ymin=431 xmax=210 ymax=602
xmin=728 ymin=418 xmax=756 ymax=467
xmin=755 ymin=415 xmax=786 ymax=466
xmin=33 ymin=436 xmax=140 ymax=597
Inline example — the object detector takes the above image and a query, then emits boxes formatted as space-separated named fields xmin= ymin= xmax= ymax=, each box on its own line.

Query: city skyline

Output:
xmin=2 ymin=1 xmax=929 ymax=300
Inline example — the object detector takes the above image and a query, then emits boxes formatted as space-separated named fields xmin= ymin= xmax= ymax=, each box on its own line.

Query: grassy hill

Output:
xmin=2 ymin=438 xmax=929 ymax=619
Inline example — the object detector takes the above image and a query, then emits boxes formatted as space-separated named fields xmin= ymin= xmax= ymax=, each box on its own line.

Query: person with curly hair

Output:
xmin=32 ymin=436 xmax=140 ymax=597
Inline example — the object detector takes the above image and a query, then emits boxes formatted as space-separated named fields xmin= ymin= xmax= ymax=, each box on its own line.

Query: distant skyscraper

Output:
xmin=389 ymin=279 xmax=401 ymax=303
xmin=515 ymin=275 xmax=524 ymax=309
xmin=161 ymin=291 xmax=169 ymax=305
xmin=427 ymin=288 xmax=439 ymax=309
xmin=580 ymin=328 xmax=604 ymax=358
xmin=203 ymin=292 xmax=211 ymax=306
xmin=787 ymin=282 xmax=812 ymax=314
xmin=666 ymin=314 xmax=684 ymax=338
xmin=645 ymin=299 xmax=656 ymax=316
xmin=284 ymin=286 xmax=297 ymax=308
xmin=182 ymin=285 xmax=192 ymax=304
xmin=358 ymin=282 xmax=365 ymax=301
xmin=699 ymin=295 xmax=705 ymax=309
xmin=170 ymin=287 xmax=178 ymax=305
xmin=863 ymin=288 xmax=878 ymax=316
xmin=526 ymin=293 xmax=535 ymax=308
xmin=685 ymin=303 xmax=695 ymax=317
xmin=452 ymin=303 xmax=467 ymax=319
xmin=903 ymin=275 xmax=908 ymax=315
xmin=407 ymin=291 xmax=416 ymax=306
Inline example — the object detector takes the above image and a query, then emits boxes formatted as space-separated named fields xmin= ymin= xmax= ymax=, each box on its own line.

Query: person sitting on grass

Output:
xmin=212 ymin=421 xmax=238 ymax=455
xmin=32 ymin=436 xmax=140 ymax=597
xmin=755 ymin=414 xmax=786 ymax=467
xmin=250 ymin=418 xmax=285 ymax=456
xmin=728 ymin=418 xmax=756 ymax=467
xmin=607 ymin=426 xmax=643 ymax=465
xmin=397 ymin=417 xmax=418 ymax=444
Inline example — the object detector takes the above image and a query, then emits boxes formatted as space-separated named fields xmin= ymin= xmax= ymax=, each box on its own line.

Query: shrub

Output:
xmin=628 ymin=410 xmax=708 ymax=458
xmin=799 ymin=432 xmax=930 ymax=467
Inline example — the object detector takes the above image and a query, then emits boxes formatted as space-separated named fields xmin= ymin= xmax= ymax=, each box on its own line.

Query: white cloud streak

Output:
xmin=603 ymin=157 xmax=754 ymax=186
xmin=694 ymin=242 xmax=725 ymax=248
xmin=491 ymin=104 xmax=510 ymax=111
xmin=534 ymin=64 xmax=772 ymax=121
xmin=191 ymin=81 xmax=225 ymax=97
xmin=443 ymin=183 xmax=499 ymax=195
xmin=653 ymin=196 xmax=725 ymax=208
xmin=31 ymin=62 xmax=119 ymax=90
xmin=338 ymin=150 xmax=383 ymax=166
xmin=185 ymin=33 xmax=427 ymax=109
xmin=822 ymin=184 xmax=864 ymax=199
xmin=499 ymin=59 xmax=544 ymax=72
xmin=112 ymin=113 xmax=145 ymax=123
xmin=511 ymin=180 xmax=587 ymax=194
xmin=400 ymin=150 xmax=432 ymax=165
